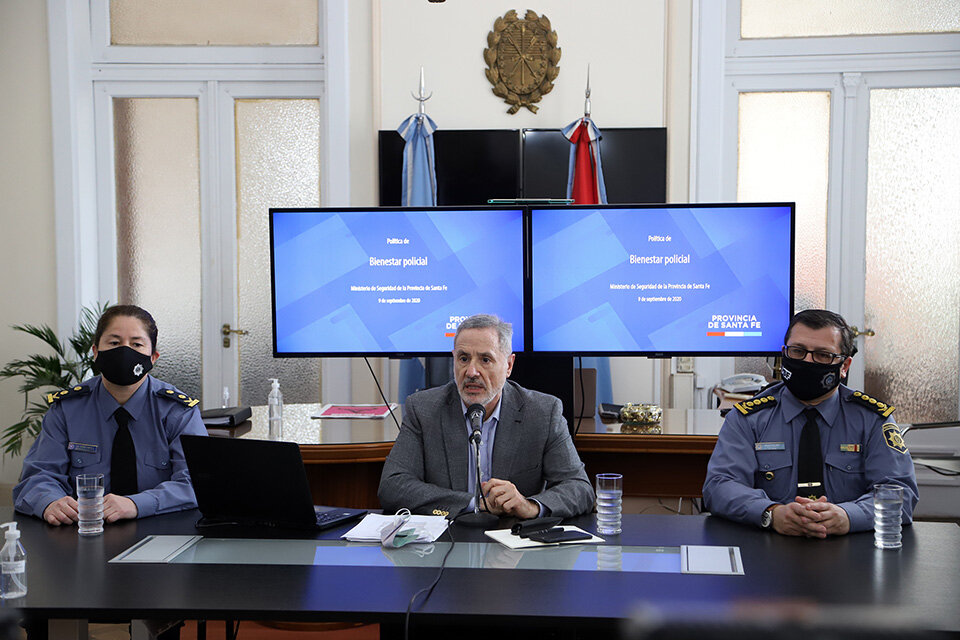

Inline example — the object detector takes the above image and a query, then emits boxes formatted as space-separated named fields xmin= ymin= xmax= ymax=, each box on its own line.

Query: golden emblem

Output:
xmin=882 ymin=423 xmax=908 ymax=454
xmin=484 ymin=10 xmax=561 ymax=114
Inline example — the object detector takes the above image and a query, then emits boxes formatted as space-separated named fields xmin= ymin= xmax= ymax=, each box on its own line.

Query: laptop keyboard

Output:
xmin=314 ymin=508 xmax=366 ymax=529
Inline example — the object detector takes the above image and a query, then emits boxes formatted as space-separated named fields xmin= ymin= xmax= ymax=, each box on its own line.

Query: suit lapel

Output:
xmin=440 ymin=384 xmax=469 ymax=492
xmin=492 ymin=382 xmax=524 ymax=479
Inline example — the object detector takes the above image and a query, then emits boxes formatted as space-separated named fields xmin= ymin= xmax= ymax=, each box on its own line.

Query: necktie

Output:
xmin=111 ymin=407 xmax=138 ymax=496
xmin=797 ymin=408 xmax=824 ymax=499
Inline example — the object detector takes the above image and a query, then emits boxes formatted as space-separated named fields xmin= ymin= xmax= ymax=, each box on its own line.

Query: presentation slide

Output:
xmin=530 ymin=206 xmax=793 ymax=354
xmin=271 ymin=208 xmax=525 ymax=355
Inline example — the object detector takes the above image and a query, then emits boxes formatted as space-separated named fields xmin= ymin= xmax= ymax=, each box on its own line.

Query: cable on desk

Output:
xmin=404 ymin=513 xmax=465 ymax=640
xmin=363 ymin=356 xmax=402 ymax=431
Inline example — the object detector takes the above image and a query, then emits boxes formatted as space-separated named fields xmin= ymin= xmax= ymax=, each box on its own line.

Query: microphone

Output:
xmin=460 ymin=402 xmax=497 ymax=528
xmin=467 ymin=403 xmax=485 ymax=444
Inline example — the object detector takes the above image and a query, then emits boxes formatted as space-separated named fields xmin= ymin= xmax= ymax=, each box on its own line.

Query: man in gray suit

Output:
xmin=379 ymin=314 xmax=594 ymax=519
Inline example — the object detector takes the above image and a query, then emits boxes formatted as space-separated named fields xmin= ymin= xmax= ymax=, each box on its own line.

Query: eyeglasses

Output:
xmin=782 ymin=345 xmax=846 ymax=364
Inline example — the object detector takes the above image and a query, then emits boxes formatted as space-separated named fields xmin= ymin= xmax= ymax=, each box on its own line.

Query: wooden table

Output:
xmin=236 ymin=405 xmax=723 ymax=508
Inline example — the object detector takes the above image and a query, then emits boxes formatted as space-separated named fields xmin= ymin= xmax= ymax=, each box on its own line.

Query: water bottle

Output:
xmin=0 ymin=522 xmax=27 ymax=599
xmin=267 ymin=378 xmax=283 ymax=441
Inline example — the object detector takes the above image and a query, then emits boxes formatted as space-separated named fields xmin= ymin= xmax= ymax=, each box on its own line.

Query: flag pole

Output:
xmin=584 ymin=64 xmax=591 ymax=118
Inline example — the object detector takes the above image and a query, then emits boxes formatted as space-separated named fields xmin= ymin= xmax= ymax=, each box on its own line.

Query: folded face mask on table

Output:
xmin=380 ymin=509 xmax=424 ymax=548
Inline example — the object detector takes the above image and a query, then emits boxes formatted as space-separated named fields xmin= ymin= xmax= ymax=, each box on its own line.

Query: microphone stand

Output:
xmin=458 ymin=430 xmax=499 ymax=528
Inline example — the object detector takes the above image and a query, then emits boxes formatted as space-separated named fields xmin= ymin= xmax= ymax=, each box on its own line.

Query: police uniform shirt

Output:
xmin=702 ymin=382 xmax=918 ymax=532
xmin=13 ymin=375 xmax=207 ymax=519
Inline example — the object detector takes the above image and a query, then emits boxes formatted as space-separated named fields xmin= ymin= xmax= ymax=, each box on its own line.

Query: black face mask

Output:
xmin=95 ymin=345 xmax=153 ymax=386
xmin=780 ymin=356 xmax=843 ymax=401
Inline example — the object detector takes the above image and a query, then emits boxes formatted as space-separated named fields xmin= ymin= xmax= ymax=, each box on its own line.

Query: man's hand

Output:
xmin=480 ymin=478 xmax=539 ymax=519
xmin=770 ymin=501 xmax=813 ymax=536
xmin=42 ymin=496 xmax=79 ymax=525
xmin=795 ymin=496 xmax=850 ymax=537
xmin=772 ymin=497 xmax=850 ymax=538
xmin=103 ymin=494 xmax=138 ymax=523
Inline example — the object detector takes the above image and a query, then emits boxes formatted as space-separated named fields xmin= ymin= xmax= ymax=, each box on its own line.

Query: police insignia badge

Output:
xmin=849 ymin=390 xmax=896 ymax=418
xmin=882 ymin=423 xmax=908 ymax=454
xmin=46 ymin=385 xmax=91 ymax=405
xmin=734 ymin=395 xmax=777 ymax=416
xmin=156 ymin=388 xmax=200 ymax=408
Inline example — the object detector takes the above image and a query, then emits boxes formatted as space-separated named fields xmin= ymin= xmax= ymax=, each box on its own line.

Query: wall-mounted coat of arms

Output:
xmin=483 ymin=10 xmax=561 ymax=114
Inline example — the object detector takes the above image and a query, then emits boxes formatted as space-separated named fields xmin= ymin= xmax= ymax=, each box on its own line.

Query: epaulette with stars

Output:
xmin=155 ymin=388 xmax=200 ymax=408
xmin=733 ymin=394 xmax=777 ymax=416
xmin=46 ymin=385 xmax=91 ymax=405
xmin=847 ymin=390 xmax=895 ymax=418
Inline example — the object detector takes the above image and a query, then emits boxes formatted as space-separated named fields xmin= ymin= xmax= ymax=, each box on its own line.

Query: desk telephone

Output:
xmin=718 ymin=373 xmax=767 ymax=394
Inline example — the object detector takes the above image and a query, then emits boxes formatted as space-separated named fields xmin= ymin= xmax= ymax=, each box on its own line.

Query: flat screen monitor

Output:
xmin=528 ymin=203 xmax=794 ymax=356
xmin=270 ymin=207 xmax=526 ymax=357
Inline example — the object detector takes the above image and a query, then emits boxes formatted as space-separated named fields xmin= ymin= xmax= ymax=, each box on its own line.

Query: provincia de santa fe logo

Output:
xmin=707 ymin=314 xmax=761 ymax=330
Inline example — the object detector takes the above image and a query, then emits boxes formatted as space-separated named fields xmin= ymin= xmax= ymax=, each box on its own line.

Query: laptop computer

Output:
xmin=181 ymin=435 xmax=367 ymax=531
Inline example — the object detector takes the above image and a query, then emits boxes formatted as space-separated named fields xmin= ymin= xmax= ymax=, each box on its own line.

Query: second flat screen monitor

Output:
xmin=529 ymin=204 xmax=794 ymax=356
xmin=271 ymin=207 xmax=526 ymax=356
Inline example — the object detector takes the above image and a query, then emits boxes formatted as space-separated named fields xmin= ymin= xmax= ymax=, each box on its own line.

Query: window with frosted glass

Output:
xmin=110 ymin=0 xmax=318 ymax=45
xmin=864 ymin=87 xmax=960 ymax=422
xmin=741 ymin=0 xmax=960 ymax=38
xmin=737 ymin=91 xmax=830 ymax=312
xmin=114 ymin=98 xmax=202 ymax=399
xmin=236 ymin=99 xmax=322 ymax=405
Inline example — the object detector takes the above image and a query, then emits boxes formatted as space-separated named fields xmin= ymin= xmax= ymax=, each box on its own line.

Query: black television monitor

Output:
xmin=528 ymin=203 xmax=795 ymax=356
xmin=521 ymin=127 xmax=667 ymax=203
xmin=270 ymin=207 xmax=526 ymax=357
xmin=378 ymin=129 xmax=521 ymax=205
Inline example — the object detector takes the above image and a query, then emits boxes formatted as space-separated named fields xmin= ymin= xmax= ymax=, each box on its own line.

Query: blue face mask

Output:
xmin=780 ymin=356 xmax=842 ymax=401
xmin=95 ymin=345 xmax=153 ymax=386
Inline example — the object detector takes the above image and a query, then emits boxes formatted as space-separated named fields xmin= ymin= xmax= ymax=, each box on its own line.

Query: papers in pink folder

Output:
xmin=313 ymin=404 xmax=398 ymax=419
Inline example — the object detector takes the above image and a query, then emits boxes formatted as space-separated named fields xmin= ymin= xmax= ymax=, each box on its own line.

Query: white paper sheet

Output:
xmin=680 ymin=545 xmax=743 ymax=575
xmin=341 ymin=513 xmax=449 ymax=543
xmin=485 ymin=526 xmax=603 ymax=549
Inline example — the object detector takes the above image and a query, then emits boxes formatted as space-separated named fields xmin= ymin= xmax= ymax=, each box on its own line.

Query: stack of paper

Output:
xmin=341 ymin=513 xmax=449 ymax=543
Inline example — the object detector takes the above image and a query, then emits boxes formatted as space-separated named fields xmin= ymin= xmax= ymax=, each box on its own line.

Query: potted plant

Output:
xmin=0 ymin=303 xmax=106 ymax=456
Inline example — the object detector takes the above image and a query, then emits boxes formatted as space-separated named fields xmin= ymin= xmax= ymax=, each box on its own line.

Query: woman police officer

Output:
xmin=14 ymin=305 xmax=206 ymax=525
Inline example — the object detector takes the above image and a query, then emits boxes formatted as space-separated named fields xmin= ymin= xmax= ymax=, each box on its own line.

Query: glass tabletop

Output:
xmin=118 ymin=536 xmax=685 ymax=573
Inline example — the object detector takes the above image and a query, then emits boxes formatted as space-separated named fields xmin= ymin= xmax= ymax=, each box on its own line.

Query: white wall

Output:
xmin=375 ymin=1 xmax=666 ymax=130
xmin=0 ymin=1 xmax=57 ymax=489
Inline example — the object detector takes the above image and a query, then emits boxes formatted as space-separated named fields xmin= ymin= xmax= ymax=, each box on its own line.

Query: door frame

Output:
xmin=49 ymin=0 xmax=351 ymax=406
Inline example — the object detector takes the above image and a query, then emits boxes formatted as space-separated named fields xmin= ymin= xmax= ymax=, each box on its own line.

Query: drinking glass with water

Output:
xmin=596 ymin=473 xmax=623 ymax=535
xmin=873 ymin=483 xmax=903 ymax=550
xmin=76 ymin=473 xmax=104 ymax=536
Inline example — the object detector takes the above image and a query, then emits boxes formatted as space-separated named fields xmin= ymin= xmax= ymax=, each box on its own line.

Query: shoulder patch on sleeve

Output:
xmin=882 ymin=423 xmax=908 ymax=454
xmin=848 ymin=390 xmax=896 ymax=418
xmin=734 ymin=395 xmax=777 ymax=416
xmin=46 ymin=385 xmax=91 ymax=405
xmin=155 ymin=388 xmax=200 ymax=408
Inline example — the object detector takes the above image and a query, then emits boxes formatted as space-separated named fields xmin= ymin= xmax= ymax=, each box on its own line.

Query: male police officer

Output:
xmin=703 ymin=309 xmax=918 ymax=537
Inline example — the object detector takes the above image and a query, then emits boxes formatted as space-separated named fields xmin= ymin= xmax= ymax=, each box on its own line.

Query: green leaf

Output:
xmin=0 ymin=302 xmax=109 ymax=457
xmin=1 ymin=419 xmax=41 ymax=457
xmin=11 ymin=323 xmax=65 ymax=357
